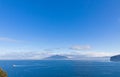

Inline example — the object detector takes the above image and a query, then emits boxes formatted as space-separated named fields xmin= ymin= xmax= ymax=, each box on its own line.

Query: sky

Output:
xmin=0 ymin=0 xmax=120 ymax=60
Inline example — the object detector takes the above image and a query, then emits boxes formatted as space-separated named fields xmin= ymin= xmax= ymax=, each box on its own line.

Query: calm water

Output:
xmin=0 ymin=60 xmax=120 ymax=77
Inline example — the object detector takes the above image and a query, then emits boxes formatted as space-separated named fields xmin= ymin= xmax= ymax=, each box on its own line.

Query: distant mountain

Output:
xmin=44 ymin=55 xmax=69 ymax=60
xmin=110 ymin=55 xmax=120 ymax=62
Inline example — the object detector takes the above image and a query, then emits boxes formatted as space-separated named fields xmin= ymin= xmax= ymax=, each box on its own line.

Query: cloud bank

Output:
xmin=0 ymin=44 xmax=119 ymax=61
xmin=0 ymin=50 xmax=119 ymax=60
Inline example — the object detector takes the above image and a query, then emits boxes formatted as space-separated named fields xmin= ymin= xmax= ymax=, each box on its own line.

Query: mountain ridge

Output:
xmin=44 ymin=55 xmax=69 ymax=60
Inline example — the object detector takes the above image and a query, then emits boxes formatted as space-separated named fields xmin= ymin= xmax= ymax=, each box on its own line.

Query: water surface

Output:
xmin=0 ymin=60 xmax=120 ymax=77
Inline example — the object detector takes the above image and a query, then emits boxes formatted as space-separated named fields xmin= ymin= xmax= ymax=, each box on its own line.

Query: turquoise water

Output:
xmin=0 ymin=60 xmax=120 ymax=77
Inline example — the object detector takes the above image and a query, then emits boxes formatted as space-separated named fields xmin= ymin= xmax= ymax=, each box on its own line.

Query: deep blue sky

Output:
xmin=0 ymin=0 xmax=120 ymax=59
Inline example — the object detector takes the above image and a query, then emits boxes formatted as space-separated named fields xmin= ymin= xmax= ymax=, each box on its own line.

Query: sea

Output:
xmin=0 ymin=60 xmax=120 ymax=77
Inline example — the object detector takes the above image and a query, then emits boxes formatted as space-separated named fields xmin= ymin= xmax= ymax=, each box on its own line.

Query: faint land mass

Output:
xmin=44 ymin=55 xmax=69 ymax=60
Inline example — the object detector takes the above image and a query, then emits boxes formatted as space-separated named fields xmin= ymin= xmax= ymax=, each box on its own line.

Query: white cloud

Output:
xmin=0 ymin=37 xmax=19 ymax=42
xmin=70 ymin=45 xmax=91 ymax=50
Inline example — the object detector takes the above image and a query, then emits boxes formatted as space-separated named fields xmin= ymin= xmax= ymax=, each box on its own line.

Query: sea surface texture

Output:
xmin=0 ymin=60 xmax=120 ymax=77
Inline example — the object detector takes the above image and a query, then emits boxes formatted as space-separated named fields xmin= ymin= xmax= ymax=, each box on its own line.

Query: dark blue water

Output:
xmin=0 ymin=60 xmax=120 ymax=77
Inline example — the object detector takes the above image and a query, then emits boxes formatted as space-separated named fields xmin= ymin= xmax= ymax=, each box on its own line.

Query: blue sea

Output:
xmin=0 ymin=60 xmax=120 ymax=77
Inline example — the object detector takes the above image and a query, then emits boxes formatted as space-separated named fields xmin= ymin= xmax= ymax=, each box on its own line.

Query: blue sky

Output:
xmin=0 ymin=0 xmax=120 ymax=59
